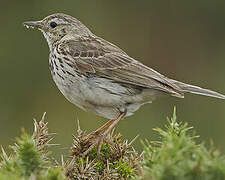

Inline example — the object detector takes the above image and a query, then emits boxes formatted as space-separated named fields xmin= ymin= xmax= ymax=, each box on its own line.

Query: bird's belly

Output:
xmin=52 ymin=74 xmax=155 ymax=119
xmin=52 ymin=74 xmax=85 ymax=109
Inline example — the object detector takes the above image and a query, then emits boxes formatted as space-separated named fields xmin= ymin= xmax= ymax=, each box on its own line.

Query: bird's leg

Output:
xmin=89 ymin=119 xmax=116 ymax=138
xmin=97 ymin=111 xmax=126 ymax=156
xmin=83 ymin=111 xmax=127 ymax=156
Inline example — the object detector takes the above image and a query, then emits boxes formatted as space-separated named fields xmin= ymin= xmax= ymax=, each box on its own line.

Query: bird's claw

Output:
xmin=82 ymin=134 xmax=115 ymax=157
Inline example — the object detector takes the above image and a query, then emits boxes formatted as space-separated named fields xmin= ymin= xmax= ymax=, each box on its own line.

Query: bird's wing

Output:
xmin=58 ymin=37 xmax=184 ymax=97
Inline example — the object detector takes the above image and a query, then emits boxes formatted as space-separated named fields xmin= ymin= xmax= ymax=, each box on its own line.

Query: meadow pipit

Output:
xmin=24 ymin=13 xmax=225 ymax=156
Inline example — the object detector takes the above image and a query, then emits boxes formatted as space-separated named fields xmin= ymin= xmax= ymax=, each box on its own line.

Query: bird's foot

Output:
xmin=82 ymin=112 xmax=126 ymax=157
xmin=82 ymin=132 xmax=114 ymax=157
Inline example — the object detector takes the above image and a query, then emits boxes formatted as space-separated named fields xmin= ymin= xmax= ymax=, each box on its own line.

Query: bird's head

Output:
xmin=24 ymin=13 xmax=91 ymax=48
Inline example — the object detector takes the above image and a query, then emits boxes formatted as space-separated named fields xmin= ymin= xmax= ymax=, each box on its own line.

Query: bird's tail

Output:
xmin=170 ymin=79 xmax=225 ymax=99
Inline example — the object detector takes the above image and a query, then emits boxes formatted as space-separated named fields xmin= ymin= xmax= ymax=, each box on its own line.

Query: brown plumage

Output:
xmin=24 ymin=13 xmax=225 ymax=156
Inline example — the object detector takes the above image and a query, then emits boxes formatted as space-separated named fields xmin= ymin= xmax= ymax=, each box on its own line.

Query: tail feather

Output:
xmin=170 ymin=79 xmax=225 ymax=99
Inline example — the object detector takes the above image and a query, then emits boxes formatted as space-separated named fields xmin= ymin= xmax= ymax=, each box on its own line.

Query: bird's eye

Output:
xmin=50 ymin=22 xmax=57 ymax=28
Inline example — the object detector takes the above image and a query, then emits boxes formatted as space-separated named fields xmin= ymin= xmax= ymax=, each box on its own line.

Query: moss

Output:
xmin=87 ymin=143 xmax=111 ymax=161
xmin=111 ymin=159 xmax=135 ymax=178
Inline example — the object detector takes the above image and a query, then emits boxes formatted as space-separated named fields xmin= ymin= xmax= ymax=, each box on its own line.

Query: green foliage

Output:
xmin=87 ymin=143 xmax=111 ymax=161
xmin=45 ymin=167 xmax=65 ymax=180
xmin=0 ymin=133 xmax=45 ymax=179
xmin=141 ymin=108 xmax=225 ymax=180
xmin=66 ymin=127 xmax=142 ymax=179
xmin=86 ymin=142 xmax=136 ymax=178
xmin=16 ymin=133 xmax=46 ymax=176
xmin=1 ymin=109 xmax=225 ymax=180
xmin=0 ymin=115 xmax=65 ymax=180
xmin=112 ymin=159 xmax=134 ymax=178
xmin=0 ymin=132 xmax=57 ymax=180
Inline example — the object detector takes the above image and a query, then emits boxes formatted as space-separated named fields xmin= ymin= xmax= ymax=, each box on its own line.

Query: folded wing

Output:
xmin=58 ymin=37 xmax=184 ymax=98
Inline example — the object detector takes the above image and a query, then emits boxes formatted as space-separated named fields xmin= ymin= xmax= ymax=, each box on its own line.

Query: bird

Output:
xmin=24 ymin=13 xmax=225 ymax=156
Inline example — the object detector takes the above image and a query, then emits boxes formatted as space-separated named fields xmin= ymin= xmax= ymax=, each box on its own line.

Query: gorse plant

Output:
xmin=0 ymin=109 xmax=225 ymax=180
xmin=141 ymin=108 xmax=225 ymax=180
xmin=0 ymin=114 xmax=65 ymax=180
xmin=0 ymin=114 xmax=142 ymax=180
xmin=64 ymin=122 xmax=142 ymax=179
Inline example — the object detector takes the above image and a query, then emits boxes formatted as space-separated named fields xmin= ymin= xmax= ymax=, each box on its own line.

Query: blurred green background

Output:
xmin=1 ymin=0 xmax=225 ymax=157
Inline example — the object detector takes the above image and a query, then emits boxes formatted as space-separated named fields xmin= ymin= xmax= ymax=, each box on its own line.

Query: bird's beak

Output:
xmin=23 ymin=21 xmax=43 ymax=29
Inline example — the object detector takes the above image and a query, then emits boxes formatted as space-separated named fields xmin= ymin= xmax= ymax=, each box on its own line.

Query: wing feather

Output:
xmin=58 ymin=37 xmax=184 ymax=97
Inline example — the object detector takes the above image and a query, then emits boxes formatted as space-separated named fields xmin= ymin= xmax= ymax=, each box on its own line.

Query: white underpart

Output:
xmin=50 ymin=46 xmax=156 ymax=119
